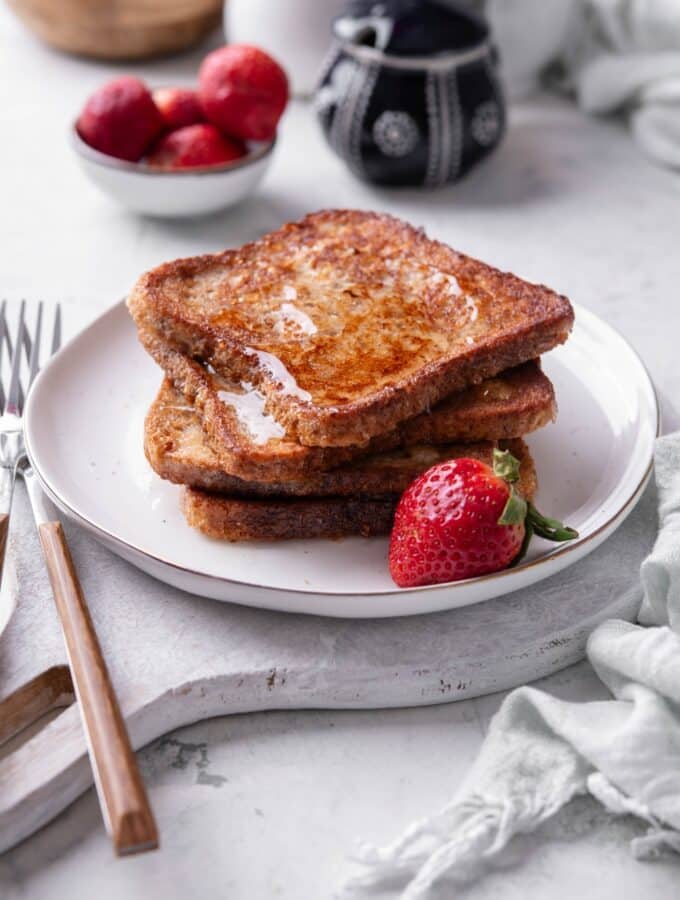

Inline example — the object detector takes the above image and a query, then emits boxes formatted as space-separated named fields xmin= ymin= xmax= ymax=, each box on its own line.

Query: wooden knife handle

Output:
xmin=0 ymin=512 xmax=9 ymax=574
xmin=38 ymin=521 xmax=158 ymax=855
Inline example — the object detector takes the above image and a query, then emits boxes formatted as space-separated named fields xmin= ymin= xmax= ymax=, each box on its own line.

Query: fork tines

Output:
xmin=0 ymin=302 xmax=62 ymax=417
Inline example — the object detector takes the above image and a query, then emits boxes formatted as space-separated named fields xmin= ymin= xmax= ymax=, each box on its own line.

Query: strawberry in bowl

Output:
xmin=147 ymin=124 xmax=246 ymax=170
xmin=389 ymin=448 xmax=577 ymax=588
xmin=72 ymin=44 xmax=288 ymax=217
xmin=199 ymin=44 xmax=289 ymax=141
xmin=76 ymin=76 xmax=163 ymax=162
xmin=152 ymin=87 xmax=205 ymax=131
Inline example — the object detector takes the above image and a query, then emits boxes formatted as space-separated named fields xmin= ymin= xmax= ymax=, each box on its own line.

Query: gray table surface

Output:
xmin=1 ymin=7 xmax=680 ymax=899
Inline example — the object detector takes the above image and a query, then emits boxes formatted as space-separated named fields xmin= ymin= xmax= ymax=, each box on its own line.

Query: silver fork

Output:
xmin=0 ymin=300 xmax=41 ymax=569
xmin=0 ymin=302 xmax=159 ymax=855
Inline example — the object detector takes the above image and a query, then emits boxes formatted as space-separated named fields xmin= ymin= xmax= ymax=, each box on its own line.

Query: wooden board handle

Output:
xmin=38 ymin=521 xmax=158 ymax=855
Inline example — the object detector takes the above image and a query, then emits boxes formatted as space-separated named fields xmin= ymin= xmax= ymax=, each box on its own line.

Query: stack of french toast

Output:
xmin=128 ymin=210 xmax=574 ymax=541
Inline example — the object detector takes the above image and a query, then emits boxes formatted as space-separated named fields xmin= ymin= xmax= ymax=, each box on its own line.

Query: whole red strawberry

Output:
xmin=153 ymin=87 xmax=205 ymax=130
xmin=146 ymin=124 xmax=246 ymax=170
xmin=199 ymin=44 xmax=288 ymax=141
xmin=77 ymin=76 xmax=163 ymax=162
xmin=389 ymin=448 xmax=577 ymax=588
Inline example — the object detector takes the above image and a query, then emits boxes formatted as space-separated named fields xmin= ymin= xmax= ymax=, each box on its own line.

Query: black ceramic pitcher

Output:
xmin=316 ymin=0 xmax=505 ymax=187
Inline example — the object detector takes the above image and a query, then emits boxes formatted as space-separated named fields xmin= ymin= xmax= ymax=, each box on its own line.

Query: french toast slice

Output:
xmin=129 ymin=209 xmax=573 ymax=448
xmin=183 ymin=492 xmax=399 ymax=541
xmin=181 ymin=440 xmax=537 ymax=541
xmin=145 ymin=372 xmax=553 ymax=489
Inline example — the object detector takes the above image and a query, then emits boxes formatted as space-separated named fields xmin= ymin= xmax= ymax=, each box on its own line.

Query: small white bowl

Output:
xmin=71 ymin=125 xmax=276 ymax=218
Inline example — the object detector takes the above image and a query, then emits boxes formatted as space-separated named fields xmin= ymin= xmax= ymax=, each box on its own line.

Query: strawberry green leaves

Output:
xmin=494 ymin=447 xmax=578 ymax=564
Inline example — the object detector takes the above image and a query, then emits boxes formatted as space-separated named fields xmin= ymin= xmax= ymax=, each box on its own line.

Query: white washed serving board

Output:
xmin=0 ymin=478 xmax=656 ymax=853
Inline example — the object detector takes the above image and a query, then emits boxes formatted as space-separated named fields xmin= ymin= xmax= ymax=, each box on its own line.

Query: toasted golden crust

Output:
xmin=181 ymin=439 xmax=537 ymax=541
xmin=514 ymin=439 xmax=538 ymax=501
xmin=182 ymin=492 xmax=399 ymax=541
xmin=144 ymin=357 xmax=555 ymax=485
xmin=143 ymin=337 xmax=368 ymax=482
xmin=129 ymin=209 xmax=573 ymax=448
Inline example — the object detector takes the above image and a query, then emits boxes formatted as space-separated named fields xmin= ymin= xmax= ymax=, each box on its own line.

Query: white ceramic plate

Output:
xmin=25 ymin=301 xmax=658 ymax=618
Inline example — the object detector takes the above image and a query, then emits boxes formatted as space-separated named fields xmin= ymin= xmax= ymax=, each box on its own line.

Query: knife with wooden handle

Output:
xmin=21 ymin=460 xmax=159 ymax=855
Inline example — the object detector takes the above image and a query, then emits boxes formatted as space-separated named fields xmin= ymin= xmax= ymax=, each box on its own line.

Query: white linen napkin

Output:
xmin=562 ymin=0 xmax=680 ymax=168
xmin=342 ymin=432 xmax=680 ymax=899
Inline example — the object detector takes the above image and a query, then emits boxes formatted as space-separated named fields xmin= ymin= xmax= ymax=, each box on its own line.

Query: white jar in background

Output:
xmin=224 ymin=0 xmax=344 ymax=98
xmin=484 ymin=0 xmax=577 ymax=98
